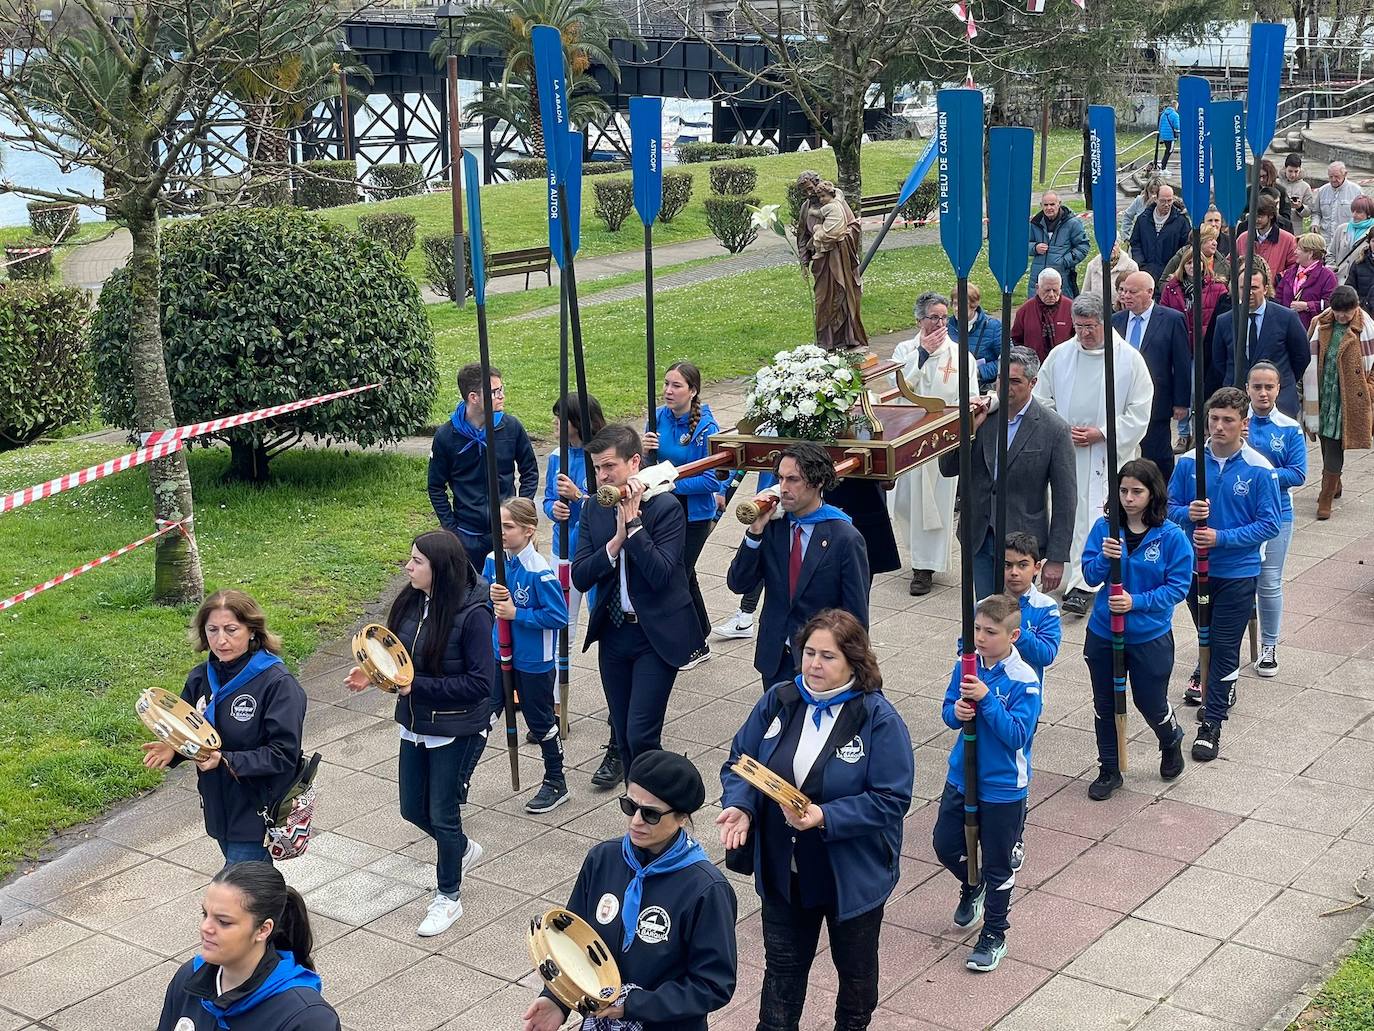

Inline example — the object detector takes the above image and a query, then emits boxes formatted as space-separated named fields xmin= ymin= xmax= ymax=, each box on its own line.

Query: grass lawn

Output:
xmin=1290 ymin=929 xmax=1374 ymax=1031
xmin=0 ymin=442 xmax=433 ymax=877
xmin=1034 ymin=127 xmax=1152 ymax=190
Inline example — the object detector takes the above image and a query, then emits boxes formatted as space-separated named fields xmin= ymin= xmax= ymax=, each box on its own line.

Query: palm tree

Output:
xmin=430 ymin=0 xmax=638 ymax=153
xmin=466 ymin=69 xmax=610 ymax=142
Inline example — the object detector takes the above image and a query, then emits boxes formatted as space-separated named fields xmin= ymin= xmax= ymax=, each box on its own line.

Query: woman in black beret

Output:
xmin=523 ymin=750 xmax=738 ymax=1031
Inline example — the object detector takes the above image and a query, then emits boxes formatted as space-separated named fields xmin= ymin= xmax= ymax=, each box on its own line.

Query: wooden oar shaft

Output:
xmin=596 ymin=452 xmax=733 ymax=506
xmin=734 ymin=456 xmax=862 ymax=523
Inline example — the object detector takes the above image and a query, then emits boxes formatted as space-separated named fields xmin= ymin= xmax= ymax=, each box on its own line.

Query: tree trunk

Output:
xmin=832 ymin=97 xmax=864 ymax=204
xmin=124 ymin=207 xmax=204 ymax=605
xmin=528 ymin=75 xmax=545 ymax=157
xmin=226 ymin=437 xmax=272 ymax=483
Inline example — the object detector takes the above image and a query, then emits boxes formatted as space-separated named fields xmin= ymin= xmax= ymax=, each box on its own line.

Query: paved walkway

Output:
xmin=4 ymin=338 xmax=1374 ymax=1031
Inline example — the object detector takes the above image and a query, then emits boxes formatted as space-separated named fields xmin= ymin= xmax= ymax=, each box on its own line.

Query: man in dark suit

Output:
xmin=1114 ymin=271 xmax=1193 ymax=479
xmin=939 ymin=346 xmax=1077 ymax=600
xmin=1216 ymin=266 xmax=1313 ymax=417
xmin=727 ymin=441 xmax=870 ymax=690
xmin=572 ymin=424 xmax=703 ymax=785
xmin=1130 ymin=184 xmax=1192 ymax=290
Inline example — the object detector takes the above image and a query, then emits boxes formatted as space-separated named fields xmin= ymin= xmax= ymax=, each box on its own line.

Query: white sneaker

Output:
xmin=462 ymin=839 xmax=483 ymax=875
xmin=712 ymin=611 xmax=755 ymax=640
xmin=417 ymin=893 xmax=463 ymax=936
xmin=1255 ymin=645 xmax=1278 ymax=678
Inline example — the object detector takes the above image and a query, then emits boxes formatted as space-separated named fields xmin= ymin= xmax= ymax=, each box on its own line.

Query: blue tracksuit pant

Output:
xmin=932 ymin=782 xmax=1021 ymax=936
xmin=1084 ymin=630 xmax=1182 ymax=770
xmin=1187 ymin=575 xmax=1258 ymax=725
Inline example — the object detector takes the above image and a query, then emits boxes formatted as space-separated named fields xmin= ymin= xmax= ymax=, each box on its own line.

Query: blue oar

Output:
xmin=858 ymin=136 xmax=939 ymax=275
xmin=631 ymin=97 xmax=663 ymax=462
xmin=938 ymin=88 xmax=984 ymax=887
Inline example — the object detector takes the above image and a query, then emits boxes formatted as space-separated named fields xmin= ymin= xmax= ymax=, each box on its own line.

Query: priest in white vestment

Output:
xmin=888 ymin=291 xmax=981 ymax=596
xmin=1032 ymin=290 xmax=1154 ymax=615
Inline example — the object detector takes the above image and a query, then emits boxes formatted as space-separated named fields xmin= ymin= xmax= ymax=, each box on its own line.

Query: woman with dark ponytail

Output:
xmin=641 ymin=360 xmax=721 ymax=671
xmin=158 ymin=862 xmax=339 ymax=1030
xmin=345 ymin=529 xmax=494 ymax=937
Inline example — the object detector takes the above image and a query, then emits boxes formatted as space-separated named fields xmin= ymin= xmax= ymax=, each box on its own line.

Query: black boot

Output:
xmin=1159 ymin=714 xmax=1185 ymax=780
xmin=1088 ymin=766 xmax=1123 ymax=801
xmin=590 ymin=739 xmax=623 ymax=790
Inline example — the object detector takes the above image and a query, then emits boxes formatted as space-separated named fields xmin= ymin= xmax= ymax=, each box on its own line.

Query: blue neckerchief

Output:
xmin=794 ymin=674 xmax=862 ymax=728
xmin=789 ymin=504 xmax=851 ymax=526
xmin=191 ymin=950 xmax=320 ymax=1030
xmin=618 ymin=830 xmax=708 ymax=952
xmin=450 ymin=402 xmax=505 ymax=454
xmin=204 ymin=649 xmax=283 ymax=727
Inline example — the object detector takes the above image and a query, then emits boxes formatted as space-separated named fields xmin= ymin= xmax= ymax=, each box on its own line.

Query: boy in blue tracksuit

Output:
xmin=1168 ymin=387 xmax=1282 ymax=762
xmin=1245 ymin=360 xmax=1307 ymax=678
xmin=933 ymin=594 xmax=1043 ymax=973
xmin=484 ymin=498 xmax=570 ymax=814
xmin=1081 ymin=458 xmax=1194 ymax=798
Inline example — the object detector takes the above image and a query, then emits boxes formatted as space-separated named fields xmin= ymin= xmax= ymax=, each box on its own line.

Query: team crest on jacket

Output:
xmin=1269 ymin=435 xmax=1285 ymax=455
xmin=175 ymin=1020 xmax=196 ymax=1031
xmin=231 ymin=696 xmax=257 ymax=722
xmin=596 ymin=892 xmax=619 ymax=925
xmin=637 ymin=905 xmax=671 ymax=944
xmin=763 ymin=716 xmax=782 ymax=739
xmin=836 ymin=735 xmax=864 ymax=764
xmin=1233 ymin=478 xmax=1251 ymax=496
xmin=1143 ymin=540 xmax=1162 ymax=563
xmin=514 ymin=582 xmax=532 ymax=606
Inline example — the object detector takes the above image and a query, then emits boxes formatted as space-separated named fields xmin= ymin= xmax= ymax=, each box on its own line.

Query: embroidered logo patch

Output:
xmin=763 ymin=716 xmax=782 ymax=740
xmin=637 ymin=905 xmax=671 ymax=944
xmin=175 ymin=1020 xmax=196 ymax=1031
xmin=1269 ymin=435 xmax=1285 ymax=454
xmin=1143 ymin=540 xmax=1162 ymax=563
xmin=1233 ymin=478 xmax=1251 ymax=497
xmin=514 ymin=582 xmax=532 ymax=606
xmin=596 ymin=892 xmax=619 ymax=925
xmin=230 ymin=696 xmax=257 ymax=723
xmin=836 ymin=735 xmax=865 ymax=764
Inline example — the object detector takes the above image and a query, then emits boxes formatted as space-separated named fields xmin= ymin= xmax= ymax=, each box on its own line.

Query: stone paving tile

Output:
xmin=158 ymin=832 xmax=231 ymax=877
xmin=1133 ymin=866 xmax=1279 ymax=938
xmin=1290 ymin=837 xmax=1374 ymax=901
xmin=811 ymin=923 xmax=949 ymax=1001
xmin=1132 ymin=1003 xmax=1252 ymax=1030
xmin=94 ymin=792 xmax=207 ymax=857
xmin=1024 ymin=783 xmax=1153 ymax=841
xmin=45 ymin=958 xmax=181 ymax=1031
xmin=1104 ymin=798 xmax=1240 ymax=864
xmin=1014 ymin=825 xmax=1095 ymax=889
xmin=1224 ymin=718 xmax=1342 ymax=774
xmin=1300 ymin=735 xmax=1374 ymax=789
xmin=436 ymin=981 xmax=545 ymax=1031
xmin=1250 ymin=774 xmax=1374 ymax=836
xmin=1169 ymin=943 xmax=1315 ymax=1027
xmin=1162 ymin=758 xmax=1293 ymax=817
xmin=0 ymin=910 xmax=90 ymax=978
xmin=468 ymin=828 xmax=599 ymax=898
xmin=302 ymin=870 xmax=427 ymax=927
xmin=1001 ymin=891 xmax=1121 ymax=970
xmin=334 ymin=955 xmax=505 ymax=1031
xmin=1066 ymin=915 xmax=1218 ymax=998
xmin=883 ymin=951 xmax=1052 ymax=1031
xmin=313 ymin=928 xmax=427 ymax=1003
xmin=106 ymin=886 xmax=208 ymax=958
xmin=5 ymin=840 xmax=148 ymax=905
xmin=43 ymin=858 xmax=207 ymax=932
xmin=0 ymin=934 xmax=161 ymax=1021
xmin=993 ymin=973 xmax=1154 ymax=1030
xmin=1039 ymin=843 xmax=1184 ymax=914
xmin=1195 ymin=819 xmax=1333 ymax=886
xmin=1233 ymin=887 xmax=1372 ymax=964
xmin=0 ymin=1007 xmax=27 ymax=1031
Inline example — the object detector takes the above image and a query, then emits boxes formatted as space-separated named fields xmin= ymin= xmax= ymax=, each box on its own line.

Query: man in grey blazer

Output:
xmin=939 ymin=346 xmax=1078 ymax=600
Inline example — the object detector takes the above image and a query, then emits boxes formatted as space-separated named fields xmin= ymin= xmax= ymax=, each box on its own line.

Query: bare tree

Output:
xmin=0 ymin=0 xmax=353 ymax=604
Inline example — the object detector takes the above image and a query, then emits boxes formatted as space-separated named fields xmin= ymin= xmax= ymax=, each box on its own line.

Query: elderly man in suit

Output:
xmin=1215 ymin=265 xmax=1312 ymax=417
xmin=939 ymin=346 xmax=1077 ymax=601
xmin=1113 ymin=271 xmax=1193 ymax=479
xmin=572 ymin=424 xmax=704 ymax=783
xmin=728 ymin=441 xmax=870 ymax=690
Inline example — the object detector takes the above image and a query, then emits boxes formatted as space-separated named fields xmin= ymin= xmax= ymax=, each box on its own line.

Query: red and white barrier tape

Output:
xmin=142 ymin=383 xmax=379 ymax=446
xmin=0 ymin=439 xmax=184 ymax=515
xmin=0 ymin=519 xmax=188 ymax=612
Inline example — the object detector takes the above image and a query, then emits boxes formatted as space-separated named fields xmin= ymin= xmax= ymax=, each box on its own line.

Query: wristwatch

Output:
xmin=626 ymin=517 xmax=643 ymax=530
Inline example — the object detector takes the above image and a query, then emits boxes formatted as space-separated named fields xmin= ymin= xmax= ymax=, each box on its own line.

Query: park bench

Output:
xmin=488 ymin=246 xmax=553 ymax=288
xmin=858 ymin=192 xmax=900 ymax=218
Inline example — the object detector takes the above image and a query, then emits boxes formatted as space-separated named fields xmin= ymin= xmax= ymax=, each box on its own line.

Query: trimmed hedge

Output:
xmin=358 ymin=212 xmax=418 ymax=258
xmin=582 ymin=160 xmax=627 ymax=176
xmin=91 ymin=207 xmax=436 ymax=480
xmin=421 ymin=232 xmax=489 ymax=302
xmin=709 ymin=162 xmax=758 ymax=196
xmin=0 ymin=282 xmax=91 ymax=448
xmin=4 ymin=243 xmax=54 ymax=281
xmin=704 ymin=195 xmax=761 ymax=253
xmin=785 ymin=179 xmax=807 ymax=228
xmin=366 ymin=162 xmax=425 ymax=201
xmin=899 ymin=179 xmax=940 ymax=223
xmin=734 ymin=144 xmax=771 ymax=158
xmin=676 ymin=142 xmax=736 ymax=163
xmin=593 ymin=178 xmax=634 ymax=232
xmin=658 ymin=170 xmax=694 ymax=224
xmin=297 ymin=159 xmax=359 ymax=209
xmin=27 ymin=201 xmax=79 ymax=240
xmin=509 ymin=158 xmax=548 ymax=181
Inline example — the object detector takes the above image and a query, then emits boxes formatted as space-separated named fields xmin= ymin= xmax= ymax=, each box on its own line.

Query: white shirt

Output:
xmin=792 ymin=678 xmax=856 ymax=788
xmin=606 ymin=523 xmax=644 ymax=615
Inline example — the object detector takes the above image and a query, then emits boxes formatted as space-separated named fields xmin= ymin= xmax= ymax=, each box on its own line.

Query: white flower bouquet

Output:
xmin=744 ymin=344 xmax=864 ymax=442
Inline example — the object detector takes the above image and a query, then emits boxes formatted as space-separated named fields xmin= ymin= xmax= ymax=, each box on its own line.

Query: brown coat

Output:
xmin=1307 ymin=308 xmax=1374 ymax=449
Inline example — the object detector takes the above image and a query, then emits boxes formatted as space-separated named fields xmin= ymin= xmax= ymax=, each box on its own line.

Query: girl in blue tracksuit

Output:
xmin=158 ymin=862 xmax=339 ymax=1031
xmin=1246 ymin=361 xmax=1307 ymax=674
xmin=543 ymin=392 xmax=606 ymax=633
xmin=934 ymin=594 xmax=1042 ymax=973
xmin=1081 ymin=458 xmax=1194 ymax=799
xmin=642 ymin=361 xmax=722 ymax=667
xmin=484 ymin=498 xmax=569 ymax=816
xmin=720 ymin=609 xmax=913 ymax=1030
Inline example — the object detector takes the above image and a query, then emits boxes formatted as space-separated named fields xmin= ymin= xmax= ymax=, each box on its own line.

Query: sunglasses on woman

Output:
xmin=618 ymin=796 xmax=671 ymax=825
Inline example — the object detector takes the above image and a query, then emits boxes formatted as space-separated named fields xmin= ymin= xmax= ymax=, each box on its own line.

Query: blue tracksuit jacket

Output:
xmin=941 ymin=650 xmax=1042 ymax=804
xmin=1168 ymin=442 xmax=1283 ymax=578
xmin=482 ymin=543 xmax=568 ymax=674
xmin=654 ymin=403 xmax=723 ymax=523
xmin=1081 ymin=517 xmax=1194 ymax=643
xmin=543 ymin=447 xmax=588 ymax=560
xmin=1013 ymin=585 xmax=1061 ymax=683
xmin=1246 ymin=407 xmax=1307 ymax=523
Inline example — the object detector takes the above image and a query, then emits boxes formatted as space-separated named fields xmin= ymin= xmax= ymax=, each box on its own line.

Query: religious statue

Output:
xmin=796 ymin=172 xmax=870 ymax=352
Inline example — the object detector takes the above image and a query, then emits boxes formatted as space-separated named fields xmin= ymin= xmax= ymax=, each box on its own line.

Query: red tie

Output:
xmin=789 ymin=524 xmax=804 ymax=598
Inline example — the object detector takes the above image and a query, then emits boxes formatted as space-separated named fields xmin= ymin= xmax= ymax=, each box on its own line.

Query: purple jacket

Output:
xmin=1274 ymin=261 xmax=1338 ymax=332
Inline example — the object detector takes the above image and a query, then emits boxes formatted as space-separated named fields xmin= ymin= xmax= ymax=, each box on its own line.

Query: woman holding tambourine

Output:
xmin=718 ymin=609 xmax=913 ymax=1031
xmin=141 ymin=590 xmax=306 ymax=868
xmin=523 ymin=750 xmax=738 ymax=1031
xmin=346 ymin=529 xmax=494 ymax=938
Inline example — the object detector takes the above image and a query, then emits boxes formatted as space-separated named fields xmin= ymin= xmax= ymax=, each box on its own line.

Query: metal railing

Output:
xmin=1274 ymin=77 xmax=1374 ymax=135
xmin=1048 ymin=130 xmax=1158 ymax=193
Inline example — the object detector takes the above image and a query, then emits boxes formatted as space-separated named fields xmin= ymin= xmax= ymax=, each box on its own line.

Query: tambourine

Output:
xmin=528 ymin=908 xmax=621 ymax=1016
xmin=135 ymin=687 xmax=222 ymax=760
xmin=352 ymin=623 xmax=414 ymax=694
xmin=731 ymin=754 xmax=812 ymax=818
